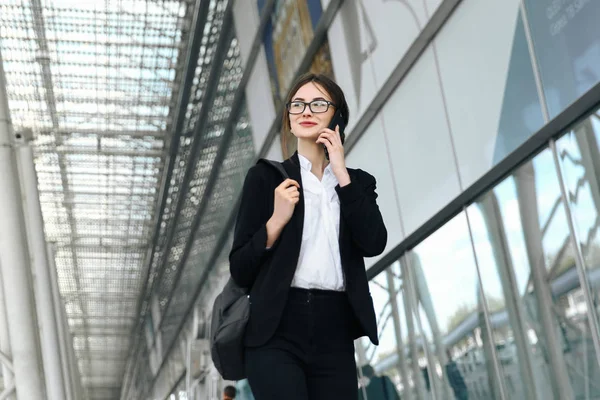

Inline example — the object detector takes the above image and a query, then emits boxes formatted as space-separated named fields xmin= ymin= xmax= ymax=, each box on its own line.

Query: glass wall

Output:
xmin=201 ymin=0 xmax=600 ymax=398
xmin=523 ymin=0 xmax=600 ymax=118
xmin=356 ymin=105 xmax=600 ymax=400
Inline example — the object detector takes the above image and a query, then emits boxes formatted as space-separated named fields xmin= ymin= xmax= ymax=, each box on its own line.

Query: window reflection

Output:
xmin=355 ymin=125 xmax=600 ymax=399
xmin=358 ymin=262 xmax=423 ymax=399
xmin=408 ymin=215 xmax=497 ymax=400
xmin=466 ymin=141 xmax=600 ymax=399
xmin=555 ymin=111 xmax=600 ymax=396
xmin=468 ymin=166 xmax=557 ymax=400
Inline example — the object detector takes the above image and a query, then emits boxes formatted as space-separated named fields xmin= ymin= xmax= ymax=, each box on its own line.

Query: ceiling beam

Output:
xmin=125 ymin=0 xmax=212 ymax=387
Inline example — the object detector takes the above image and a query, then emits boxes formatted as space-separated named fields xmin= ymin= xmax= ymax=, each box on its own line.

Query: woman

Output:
xmin=229 ymin=73 xmax=387 ymax=400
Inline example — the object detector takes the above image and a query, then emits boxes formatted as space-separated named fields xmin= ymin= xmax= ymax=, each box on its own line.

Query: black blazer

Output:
xmin=229 ymin=152 xmax=387 ymax=347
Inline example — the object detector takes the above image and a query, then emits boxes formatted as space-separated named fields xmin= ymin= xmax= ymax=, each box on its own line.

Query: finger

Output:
xmin=318 ymin=131 xmax=333 ymax=141
xmin=327 ymin=125 xmax=342 ymax=146
xmin=285 ymin=186 xmax=299 ymax=194
xmin=317 ymin=135 xmax=334 ymax=145
xmin=316 ymin=138 xmax=331 ymax=148
xmin=317 ymin=137 xmax=333 ymax=151
xmin=319 ymin=130 xmax=341 ymax=146
xmin=279 ymin=178 xmax=300 ymax=189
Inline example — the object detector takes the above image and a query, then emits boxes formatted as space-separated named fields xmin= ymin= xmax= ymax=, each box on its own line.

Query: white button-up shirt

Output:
xmin=291 ymin=154 xmax=345 ymax=291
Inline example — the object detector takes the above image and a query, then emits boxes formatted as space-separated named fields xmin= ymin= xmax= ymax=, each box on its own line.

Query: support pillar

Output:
xmin=0 ymin=47 xmax=46 ymax=400
xmin=410 ymin=253 xmax=453 ymax=399
xmin=401 ymin=256 xmax=426 ymax=400
xmin=386 ymin=266 xmax=413 ymax=400
xmin=16 ymin=138 xmax=67 ymax=400
xmin=514 ymin=162 xmax=573 ymax=399
xmin=355 ymin=339 xmax=369 ymax=400
xmin=47 ymin=243 xmax=75 ymax=400
xmin=0 ymin=266 xmax=14 ymax=400
xmin=478 ymin=192 xmax=538 ymax=399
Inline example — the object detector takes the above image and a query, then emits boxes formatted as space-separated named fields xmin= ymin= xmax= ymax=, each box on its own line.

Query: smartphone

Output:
xmin=324 ymin=109 xmax=346 ymax=160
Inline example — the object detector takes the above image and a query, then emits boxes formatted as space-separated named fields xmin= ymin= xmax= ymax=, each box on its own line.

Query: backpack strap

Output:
xmin=257 ymin=158 xmax=289 ymax=180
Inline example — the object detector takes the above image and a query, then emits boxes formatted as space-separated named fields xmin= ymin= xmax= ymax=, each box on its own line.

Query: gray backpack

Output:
xmin=210 ymin=159 xmax=288 ymax=380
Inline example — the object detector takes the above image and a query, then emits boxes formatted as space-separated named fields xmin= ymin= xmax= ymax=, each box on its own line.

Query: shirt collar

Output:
xmin=298 ymin=153 xmax=312 ymax=172
xmin=298 ymin=153 xmax=333 ymax=175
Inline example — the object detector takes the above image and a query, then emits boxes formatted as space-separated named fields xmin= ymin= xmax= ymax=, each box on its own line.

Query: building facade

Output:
xmin=120 ymin=0 xmax=600 ymax=398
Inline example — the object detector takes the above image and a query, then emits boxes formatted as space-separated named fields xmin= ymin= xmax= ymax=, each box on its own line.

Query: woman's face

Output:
xmin=288 ymin=82 xmax=335 ymax=141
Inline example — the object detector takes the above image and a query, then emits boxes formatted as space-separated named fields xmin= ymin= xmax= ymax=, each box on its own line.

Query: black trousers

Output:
xmin=245 ymin=288 xmax=358 ymax=400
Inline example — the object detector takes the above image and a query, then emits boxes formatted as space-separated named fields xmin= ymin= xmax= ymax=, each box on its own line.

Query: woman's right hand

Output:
xmin=266 ymin=179 xmax=300 ymax=247
xmin=271 ymin=178 xmax=300 ymax=227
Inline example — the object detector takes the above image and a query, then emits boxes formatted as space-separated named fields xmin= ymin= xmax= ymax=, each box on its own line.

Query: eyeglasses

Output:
xmin=286 ymin=100 xmax=336 ymax=114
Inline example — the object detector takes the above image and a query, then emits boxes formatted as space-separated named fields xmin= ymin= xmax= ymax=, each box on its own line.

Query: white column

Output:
xmin=410 ymin=253 xmax=452 ymax=399
xmin=477 ymin=193 xmax=538 ymax=399
xmin=0 ymin=266 xmax=14 ymax=400
xmin=386 ymin=266 xmax=413 ymax=400
xmin=515 ymin=163 xmax=573 ymax=399
xmin=0 ymin=47 xmax=46 ymax=399
xmin=16 ymin=139 xmax=68 ymax=400
xmin=401 ymin=257 xmax=426 ymax=400
xmin=47 ymin=243 xmax=75 ymax=400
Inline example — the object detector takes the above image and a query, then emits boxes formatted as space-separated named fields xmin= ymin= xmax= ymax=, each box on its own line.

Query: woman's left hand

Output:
xmin=316 ymin=125 xmax=351 ymax=186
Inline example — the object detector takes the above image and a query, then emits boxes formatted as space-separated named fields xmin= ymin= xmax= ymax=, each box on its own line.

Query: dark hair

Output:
xmin=361 ymin=364 xmax=375 ymax=378
xmin=224 ymin=385 xmax=237 ymax=398
xmin=281 ymin=73 xmax=350 ymax=158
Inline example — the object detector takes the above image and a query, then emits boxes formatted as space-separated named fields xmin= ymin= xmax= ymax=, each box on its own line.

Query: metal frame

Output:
xmin=256 ymin=0 xmax=346 ymax=159
xmin=0 ymin=45 xmax=46 ymax=400
xmin=366 ymin=81 xmax=600 ymax=281
xmin=121 ymin=0 xmax=212 ymax=392
xmin=464 ymin=206 xmax=508 ymax=400
xmin=0 ymin=264 xmax=15 ymax=400
xmin=140 ymin=0 xmax=274 ymax=389
xmin=132 ymin=0 xmax=212 ymax=337
xmin=143 ymin=0 xmax=346 ymax=392
xmin=3 ymin=0 xmax=600 ymax=396
xmin=16 ymin=140 xmax=67 ymax=400
xmin=520 ymin=0 xmax=600 ymax=390
xmin=342 ymin=0 xmax=463 ymax=155
xmin=474 ymin=190 xmax=541 ymax=398
xmin=1 ymin=0 xmax=195 ymax=397
xmin=551 ymin=139 xmax=600 ymax=367
xmin=399 ymin=256 xmax=427 ymax=400
xmin=124 ymin=0 xmax=252 ymax=395
xmin=385 ymin=266 xmax=413 ymax=400
xmin=153 ymin=6 xmax=236 ymax=333
xmin=402 ymin=253 xmax=438 ymax=400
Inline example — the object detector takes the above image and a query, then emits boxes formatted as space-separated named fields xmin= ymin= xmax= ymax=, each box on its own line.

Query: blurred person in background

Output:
xmin=223 ymin=384 xmax=237 ymax=400
xmin=358 ymin=364 xmax=401 ymax=400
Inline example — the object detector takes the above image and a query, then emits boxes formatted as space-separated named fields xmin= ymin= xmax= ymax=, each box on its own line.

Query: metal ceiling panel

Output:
xmin=0 ymin=0 xmax=193 ymax=397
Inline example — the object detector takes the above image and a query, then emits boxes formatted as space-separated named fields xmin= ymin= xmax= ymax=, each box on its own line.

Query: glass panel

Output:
xmin=382 ymin=47 xmax=462 ymax=236
xmin=469 ymin=142 xmax=600 ymax=399
xmin=555 ymin=108 xmax=600 ymax=393
xmin=436 ymin=3 xmax=544 ymax=188
xmin=409 ymin=212 xmax=497 ymax=399
xmin=257 ymin=0 xmax=332 ymax=105
xmin=524 ymin=0 xmax=600 ymax=118
xmin=357 ymin=262 xmax=419 ymax=399
xmin=468 ymin=176 xmax=552 ymax=400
